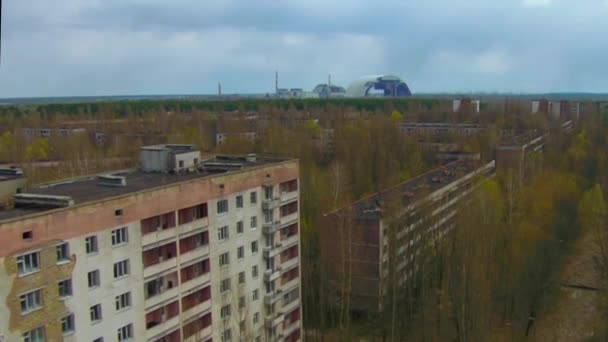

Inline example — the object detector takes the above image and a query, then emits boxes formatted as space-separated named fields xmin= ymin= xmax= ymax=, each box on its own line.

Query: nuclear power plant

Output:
xmin=273 ymin=73 xmax=412 ymax=99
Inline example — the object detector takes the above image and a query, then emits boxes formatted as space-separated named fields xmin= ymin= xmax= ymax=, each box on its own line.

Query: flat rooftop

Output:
xmin=499 ymin=131 xmax=544 ymax=148
xmin=400 ymin=123 xmax=485 ymax=128
xmin=328 ymin=159 xmax=495 ymax=220
xmin=0 ymin=168 xmax=25 ymax=182
xmin=0 ymin=155 xmax=290 ymax=222
xmin=0 ymin=174 xmax=25 ymax=182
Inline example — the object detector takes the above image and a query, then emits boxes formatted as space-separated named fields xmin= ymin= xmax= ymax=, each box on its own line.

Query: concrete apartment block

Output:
xmin=319 ymin=160 xmax=496 ymax=313
xmin=0 ymin=146 xmax=302 ymax=342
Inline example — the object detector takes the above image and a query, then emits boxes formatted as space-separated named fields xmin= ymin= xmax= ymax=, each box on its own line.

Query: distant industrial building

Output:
xmin=319 ymin=160 xmax=495 ymax=313
xmin=271 ymin=73 xmax=412 ymax=99
xmin=277 ymin=89 xmax=304 ymax=99
xmin=346 ymin=75 xmax=412 ymax=98
xmin=311 ymin=84 xmax=346 ymax=98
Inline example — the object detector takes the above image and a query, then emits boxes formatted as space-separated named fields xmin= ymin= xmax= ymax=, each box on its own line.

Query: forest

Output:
xmin=0 ymin=98 xmax=606 ymax=340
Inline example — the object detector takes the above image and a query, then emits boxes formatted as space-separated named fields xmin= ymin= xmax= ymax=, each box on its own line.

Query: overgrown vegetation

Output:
xmin=0 ymin=98 xmax=606 ymax=340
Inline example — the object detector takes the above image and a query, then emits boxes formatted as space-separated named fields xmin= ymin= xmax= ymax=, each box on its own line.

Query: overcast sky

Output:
xmin=1 ymin=0 xmax=607 ymax=97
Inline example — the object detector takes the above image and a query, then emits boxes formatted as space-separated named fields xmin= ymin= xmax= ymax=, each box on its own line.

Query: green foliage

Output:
xmin=0 ymin=132 xmax=16 ymax=161
xmin=170 ymin=126 xmax=208 ymax=151
xmin=304 ymin=119 xmax=321 ymax=137
xmin=390 ymin=110 xmax=403 ymax=123
xmin=0 ymin=98 xmax=440 ymax=118
xmin=578 ymin=184 xmax=606 ymax=232
xmin=25 ymin=138 xmax=50 ymax=161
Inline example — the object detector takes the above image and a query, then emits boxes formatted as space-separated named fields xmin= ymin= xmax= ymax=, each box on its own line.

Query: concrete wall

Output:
xmin=319 ymin=212 xmax=382 ymax=313
xmin=172 ymin=151 xmax=200 ymax=172
xmin=0 ymin=178 xmax=26 ymax=206
xmin=140 ymin=149 xmax=170 ymax=173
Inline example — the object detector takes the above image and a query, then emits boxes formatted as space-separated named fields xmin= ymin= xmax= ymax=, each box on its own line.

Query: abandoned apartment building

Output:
xmin=0 ymin=144 xmax=302 ymax=342
xmin=320 ymin=159 xmax=496 ymax=313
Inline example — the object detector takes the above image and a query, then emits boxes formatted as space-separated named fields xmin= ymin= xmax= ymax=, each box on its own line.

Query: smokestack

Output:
xmin=218 ymin=82 xmax=222 ymax=97
xmin=328 ymin=74 xmax=331 ymax=87
xmin=275 ymin=71 xmax=279 ymax=94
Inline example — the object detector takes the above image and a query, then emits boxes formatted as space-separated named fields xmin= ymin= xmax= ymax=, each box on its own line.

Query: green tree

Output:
xmin=25 ymin=138 xmax=50 ymax=161
xmin=390 ymin=110 xmax=403 ymax=123
xmin=0 ymin=131 xmax=16 ymax=161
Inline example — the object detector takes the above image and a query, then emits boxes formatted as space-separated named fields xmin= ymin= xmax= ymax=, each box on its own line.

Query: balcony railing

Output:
xmin=283 ymin=319 xmax=301 ymax=338
xmin=282 ymin=298 xmax=300 ymax=317
xmin=263 ymin=245 xmax=282 ymax=259
xmin=178 ymin=217 xmax=209 ymax=236
xmin=180 ymin=272 xmax=211 ymax=294
xmin=280 ymin=256 xmax=299 ymax=273
xmin=182 ymin=299 xmax=212 ymax=322
xmin=263 ymin=221 xmax=281 ymax=234
xmin=264 ymin=312 xmax=284 ymax=329
xmin=280 ymin=212 xmax=298 ymax=227
xmin=262 ymin=197 xmax=281 ymax=210
xmin=183 ymin=325 xmax=212 ymax=342
xmin=280 ymin=277 xmax=300 ymax=292
xmin=142 ymin=227 xmax=177 ymax=247
xmin=280 ymin=191 xmax=298 ymax=204
xmin=180 ymin=245 xmax=210 ymax=265
xmin=264 ymin=268 xmax=281 ymax=282
xmin=146 ymin=315 xmax=180 ymax=341
xmin=280 ymin=234 xmax=298 ymax=250
xmin=264 ymin=289 xmax=283 ymax=305
xmin=145 ymin=286 xmax=179 ymax=310
xmin=143 ymin=257 xmax=178 ymax=279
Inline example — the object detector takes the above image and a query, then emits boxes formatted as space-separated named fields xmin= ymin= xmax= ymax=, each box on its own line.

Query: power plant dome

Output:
xmin=346 ymin=75 xmax=412 ymax=98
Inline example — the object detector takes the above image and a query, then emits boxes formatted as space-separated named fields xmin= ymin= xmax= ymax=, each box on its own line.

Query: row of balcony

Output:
xmin=145 ymin=271 xmax=211 ymax=309
xmin=142 ymin=217 xmax=209 ymax=247
xmin=264 ymin=288 xmax=283 ymax=305
xmin=263 ymin=243 xmax=283 ymax=259
xmin=183 ymin=326 xmax=213 ymax=342
xmin=143 ymin=244 xmax=209 ymax=279
xmin=263 ymin=190 xmax=298 ymax=209
xmin=283 ymin=320 xmax=301 ymax=339
xmin=261 ymin=217 xmax=297 ymax=234
xmin=264 ymin=267 xmax=282 ymax=282
xmin=146 ymin=299 xmax=212 ymax=341
xmin=280 ymin=257 xmax=299 ymax=274
xmin=265 ymin=311 xmax=285 ymax=329
xmin=281 ymin=234 xmax=298 ymax=250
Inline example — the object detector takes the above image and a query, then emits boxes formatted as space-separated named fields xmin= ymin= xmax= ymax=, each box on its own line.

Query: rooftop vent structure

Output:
xmin=140 ymin=144 xmax=201 ymax=173
xmin=97 ymin=174 xmax=127 ymax=187
xmin=14 ymin=193 xmax=74 ymax=208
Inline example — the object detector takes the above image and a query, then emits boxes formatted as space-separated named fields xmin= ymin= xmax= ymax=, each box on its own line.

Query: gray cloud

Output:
xmin=1 ymin=0 xmax=607 ymax=97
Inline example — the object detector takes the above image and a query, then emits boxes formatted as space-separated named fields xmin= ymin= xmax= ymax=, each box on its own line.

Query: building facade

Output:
xmin=319 ymin=160 xmax=495 ymax=313
xmin=0 ymin=145 xmax=302 ymax=342
xmin=400 ymin=123 xmax=485 ymax=137
xmin=531 ymin=100 xmax=581 ymax=120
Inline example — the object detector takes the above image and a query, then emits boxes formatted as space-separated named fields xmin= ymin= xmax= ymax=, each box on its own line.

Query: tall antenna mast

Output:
xmin=328 ymin=74 xmax=331 ymax=87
